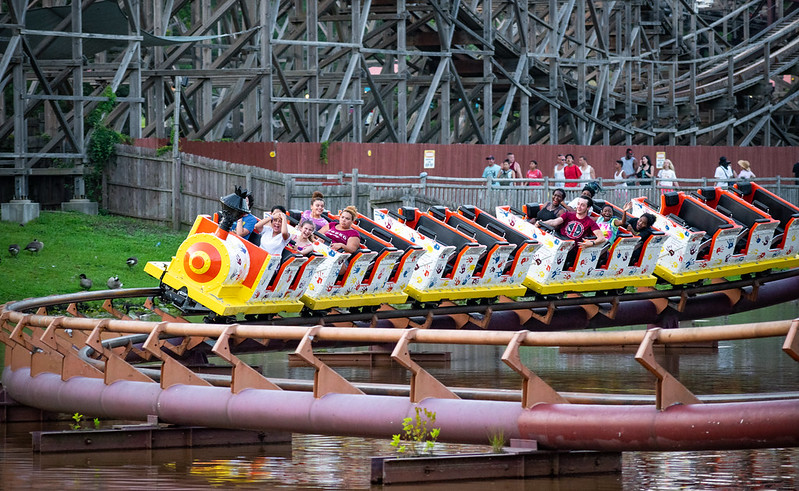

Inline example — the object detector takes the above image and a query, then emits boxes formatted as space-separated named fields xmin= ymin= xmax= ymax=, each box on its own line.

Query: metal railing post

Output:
xmin=351 ymin=168 xmax=359 ymax=207
xmin=284 ymin=174 xmax=295 ymax=210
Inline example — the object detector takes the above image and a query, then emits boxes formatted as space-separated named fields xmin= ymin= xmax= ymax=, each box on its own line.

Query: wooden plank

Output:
xmin=32 ymin=426 xmax=291 ymax=453
xmin=372 ymin=450 xmax=621 ymax=484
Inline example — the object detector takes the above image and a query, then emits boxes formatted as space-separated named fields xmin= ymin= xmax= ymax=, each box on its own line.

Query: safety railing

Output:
xmin=2 ymin=296 xmax=797 ymax=411
xmin=287 ymin=169 xmax=799 ymax=215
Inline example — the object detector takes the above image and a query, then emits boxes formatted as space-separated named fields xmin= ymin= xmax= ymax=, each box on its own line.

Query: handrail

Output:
xmin=0 ymin=301 xmax=794 ymax=348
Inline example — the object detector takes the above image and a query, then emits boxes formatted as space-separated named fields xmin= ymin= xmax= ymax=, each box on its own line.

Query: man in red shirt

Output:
xmin=563 ymin=153 xmax=582 ymax=187
xmin=543 ymin=196 xmax=604 ymax=246
xmin=526 ymin=160 xmax=543 ymax=186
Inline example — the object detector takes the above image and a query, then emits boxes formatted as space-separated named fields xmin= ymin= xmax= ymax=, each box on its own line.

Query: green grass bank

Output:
xmin=1 ymin=211 xmax=186 ymax=303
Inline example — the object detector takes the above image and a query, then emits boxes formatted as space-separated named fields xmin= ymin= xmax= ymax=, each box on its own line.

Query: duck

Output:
xmin=79 ymin=274 xmax=93 ymax=290
xmin=127 ymin=256 xmax=138 ymax=268
xmin=8 ymin=244 xmax=19 ymax=258
xmin=107 ymin=275 xmax=122 ymax=289
xmin=25 ymin=239 xmax=43 ymax=254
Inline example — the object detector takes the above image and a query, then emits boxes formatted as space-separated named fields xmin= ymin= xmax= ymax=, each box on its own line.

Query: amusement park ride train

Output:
xmin=144 ymin=182 xmax=799 ymax=320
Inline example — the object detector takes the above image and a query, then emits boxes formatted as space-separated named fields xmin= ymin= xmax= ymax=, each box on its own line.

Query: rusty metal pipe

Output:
xmin=4 ymin=367 xmax=798 ymax=451
xmin=517 ymin=400 xmax=799 ymax=451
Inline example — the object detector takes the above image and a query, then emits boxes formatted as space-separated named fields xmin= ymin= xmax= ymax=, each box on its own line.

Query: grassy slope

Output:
xmin=0 ymin=211 xmax=186 ymax=303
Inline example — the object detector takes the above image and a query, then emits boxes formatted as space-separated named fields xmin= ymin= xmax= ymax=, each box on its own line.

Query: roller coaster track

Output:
xmin=4 ymin=267 xmax=799 ymax=331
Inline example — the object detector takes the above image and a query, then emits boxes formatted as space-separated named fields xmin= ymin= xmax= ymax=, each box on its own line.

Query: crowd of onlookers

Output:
xmin=481 ymin=148 xmax=769 ymax=191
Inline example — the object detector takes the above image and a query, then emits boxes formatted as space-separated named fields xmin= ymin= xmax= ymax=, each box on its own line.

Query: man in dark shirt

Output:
xmin=793 ymin=161 xmax=799 ymax=185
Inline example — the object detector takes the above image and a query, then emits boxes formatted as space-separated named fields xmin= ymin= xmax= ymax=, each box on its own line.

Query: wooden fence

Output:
xmin=108 ymin=145 xmax=799 ymax=229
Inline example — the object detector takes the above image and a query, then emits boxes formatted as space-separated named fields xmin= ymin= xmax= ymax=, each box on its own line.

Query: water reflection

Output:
xmin=1 ymin=301 xmax=797 ymax=489
xmin=3 ymin=420 xmax=797 ymax=489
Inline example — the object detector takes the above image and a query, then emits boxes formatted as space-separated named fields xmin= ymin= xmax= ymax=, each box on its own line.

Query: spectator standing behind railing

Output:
xmin=737 ymin=160 xmax=755 ymax=180
xmin=498 ymin=159 xmax=515 ymax=186
xmin=657 ymin=159 xmax=678 ymax=194
xmin=613 ymin=159 xmax=629 ymax=203
xmin=553 ymin=154 xmax=566 ymax=187
xmin=482 ymin=155 xmax=501 ymax=187
xmin=636 ymin=155 xmax=654 ymax=185
xmin=526 ymin=160 xmax=543 ymax=186
xmin=620 ymin=148 xmax=637 ymax=185
xmin=578 ymin=156 xmax=595 ymax=182
xmin=507 ymin=152 xmax=523 ymax=180
xmin=714 ymin=156 xmax=735 ymax=188
xmin=563 ymin=153 xmax=582 ymax=187
xmin=793 ymin=161 xmax=799 ymax=185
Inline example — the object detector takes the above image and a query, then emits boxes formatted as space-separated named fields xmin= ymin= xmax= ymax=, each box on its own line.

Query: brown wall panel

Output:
xmin=134 ymin=139 xmax=799 ymax=182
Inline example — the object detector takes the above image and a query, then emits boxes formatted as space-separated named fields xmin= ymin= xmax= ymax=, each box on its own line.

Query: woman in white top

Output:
xmin=254 ymin=206 xmax=291 ymax=255
xmin=658 ymin=159 xmax=678 ymax=193
xmin=552 ymin=154 xmax=566 ymax=187
xmin=737 ymin=160 xmax=755 ymax=180
xmin=577 ymin=156 xmax=595 ymax=182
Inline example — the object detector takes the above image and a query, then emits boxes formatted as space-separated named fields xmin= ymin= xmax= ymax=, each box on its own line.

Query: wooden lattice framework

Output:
xmin=1 ymin=0 xmax=798 ymax=197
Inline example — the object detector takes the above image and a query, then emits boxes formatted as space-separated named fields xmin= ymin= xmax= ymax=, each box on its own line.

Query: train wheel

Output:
xmin=203 ymin=313 xmax=237 ymax=324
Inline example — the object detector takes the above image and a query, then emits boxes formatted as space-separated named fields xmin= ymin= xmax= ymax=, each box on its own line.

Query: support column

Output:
xmin=397 ymin=0 xmax=407 ymax=143
xmin=4 ymin=0 xmax=38 ymax=225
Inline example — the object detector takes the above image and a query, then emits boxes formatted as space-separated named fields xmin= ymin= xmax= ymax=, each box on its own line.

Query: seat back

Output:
xmin=716 ymin=194 xmax=771 ymax=227
xmin=443 ymin=213 xmax=506 ymax=249
xmin=677 ymin=199 xmax=733 ymax=235
xmin=523 ymin=203 xmax=542 ymax=219
xmin=356 ymin=217 xmax=417 ymax=252
xmin=752 ymin=188 xmax=799 ymax=230
xmin=415 ymin=214 xmax=476 ymax=247
xmin=468 ymin=209 xmax=534 ymax=248
xmin=663 ymin=192 xmax=680 ymax=208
